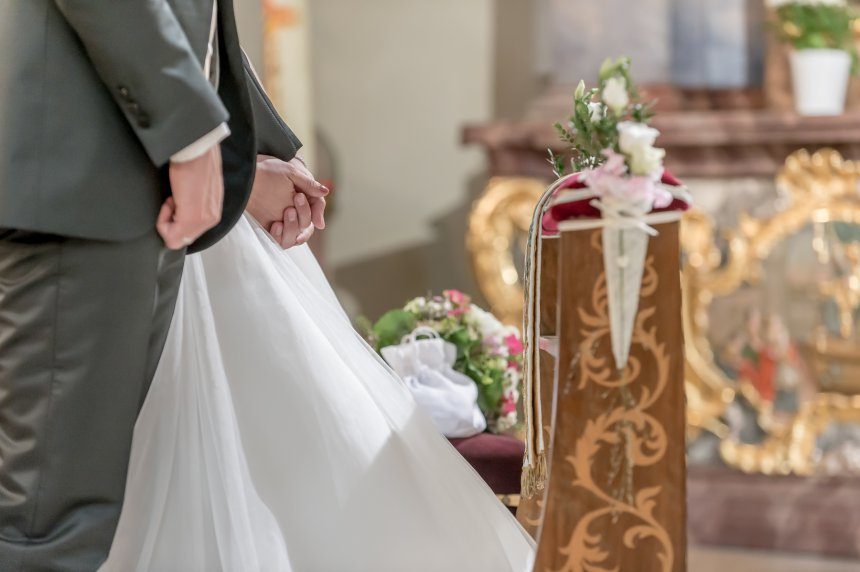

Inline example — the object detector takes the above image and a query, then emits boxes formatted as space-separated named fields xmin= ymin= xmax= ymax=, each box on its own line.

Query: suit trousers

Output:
xmin=0 ymin=229 xmax=185 ymax=571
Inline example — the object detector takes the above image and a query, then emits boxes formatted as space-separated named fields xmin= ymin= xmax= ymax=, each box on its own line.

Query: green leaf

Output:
xmin=548 ymin=149 xmax=566 ymax=177
xmin=477 ymin=378 xmax=504 ymax=416
xmin=373 ymin=310 xmax=416 ymax=350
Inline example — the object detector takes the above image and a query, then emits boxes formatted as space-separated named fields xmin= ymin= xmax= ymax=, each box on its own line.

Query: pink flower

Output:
xmin=601 ymin=149 xmax=628 ymax=176
xmin=485 ymin=336 xmax=507 ymax=357
xmin=583 ymin=150 xmax=672 ymax=211
xmin=443 ymin=289 xmax=470 ymax=308
xmin=582 ymin=150 xmax=626 ymax=193
xmin=652 ymin=181 xmax=673 ymax=209
xmin=501 ymin=394 xmax=518 ymax=415
xmin=618 ymin=175 xmax=672 ymax=209
xmin=615 ymin=175 xmax=655 ymax=204
xmin=504 ymin=334 xmax=524 ymax=356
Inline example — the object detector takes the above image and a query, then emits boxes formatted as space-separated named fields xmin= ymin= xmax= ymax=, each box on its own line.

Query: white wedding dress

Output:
xmin=100 ymin=215 xmax=535 ymax=572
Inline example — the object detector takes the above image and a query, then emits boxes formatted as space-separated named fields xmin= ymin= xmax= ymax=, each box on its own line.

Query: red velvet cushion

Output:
xmin=542 ymin=171 xmax=688 ymax=234
xmin=542 ymin=177 xmax=590 ymax=234
xmin=449 ymin=433 xmax=525 ymax=495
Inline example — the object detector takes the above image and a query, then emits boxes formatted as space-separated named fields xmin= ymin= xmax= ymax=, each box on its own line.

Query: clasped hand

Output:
xmin=246 ymin=155 xmax=328 ymax=249
xmin=158 ymin=150 xmax=328 ymax=250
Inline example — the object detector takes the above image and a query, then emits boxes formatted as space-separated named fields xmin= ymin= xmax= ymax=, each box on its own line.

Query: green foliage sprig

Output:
xmin=549 ymin=57 xmax=655 ymax=177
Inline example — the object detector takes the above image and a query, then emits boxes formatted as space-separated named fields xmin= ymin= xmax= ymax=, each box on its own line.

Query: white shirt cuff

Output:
xmin=170 ymin=123 xmax=231 ymax=163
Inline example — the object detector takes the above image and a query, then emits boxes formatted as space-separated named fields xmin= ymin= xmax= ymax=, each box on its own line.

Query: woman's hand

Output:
xmin=246 ymin=155 xmax=328 ymax=248
xmin=270 ymin=192 xmax=317 ymax=248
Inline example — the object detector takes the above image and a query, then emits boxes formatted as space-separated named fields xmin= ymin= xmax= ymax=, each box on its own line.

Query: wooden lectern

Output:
xmin=518 ymin=187 xmax=688 ymax=571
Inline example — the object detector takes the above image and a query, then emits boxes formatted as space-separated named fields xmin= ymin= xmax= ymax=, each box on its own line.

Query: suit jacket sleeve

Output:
xmin=52 ymin=0 xmax=229 ymax=167
xmin=241 ymin=53 xmax=303 ymax=162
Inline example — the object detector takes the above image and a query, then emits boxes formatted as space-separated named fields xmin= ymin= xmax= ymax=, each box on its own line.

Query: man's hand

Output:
xmin=246 ymin=156 xmax=328 ymax=243
xmin=158 ymin=145 xmax=224 ymax=249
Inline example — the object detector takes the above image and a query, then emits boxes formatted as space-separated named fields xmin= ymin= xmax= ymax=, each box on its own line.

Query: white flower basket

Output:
xmin=790 ymin=48 xmax=852 ymax=116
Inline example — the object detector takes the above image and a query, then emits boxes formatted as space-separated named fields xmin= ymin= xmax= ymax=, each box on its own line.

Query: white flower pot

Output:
xmin=790 ymin=49 xmax=852 ymax=116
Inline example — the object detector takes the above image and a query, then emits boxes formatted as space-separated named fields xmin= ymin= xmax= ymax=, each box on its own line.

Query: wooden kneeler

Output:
xmin=519 ymin=176 xmax=688 ymax=572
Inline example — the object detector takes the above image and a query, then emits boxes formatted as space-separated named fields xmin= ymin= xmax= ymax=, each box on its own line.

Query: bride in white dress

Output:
xmin=99 ymin=214 xmax=535 ymax=571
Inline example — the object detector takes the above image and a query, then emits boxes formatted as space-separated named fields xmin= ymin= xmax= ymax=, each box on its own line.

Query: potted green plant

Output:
xmin=773 ymin=0 xmax=858 ymax=115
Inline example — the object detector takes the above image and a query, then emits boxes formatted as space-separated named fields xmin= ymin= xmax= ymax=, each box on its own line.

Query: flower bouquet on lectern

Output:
xmin=519 ymin=58 xmax=691 ymax=572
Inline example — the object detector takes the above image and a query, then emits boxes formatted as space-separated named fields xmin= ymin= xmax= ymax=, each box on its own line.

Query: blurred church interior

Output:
xmin=236 ymin=1 xmax=860 ymax=569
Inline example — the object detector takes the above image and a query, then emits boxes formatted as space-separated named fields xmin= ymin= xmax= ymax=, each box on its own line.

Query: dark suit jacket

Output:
xmin=0 ymin=0 xmax=301 ymax=253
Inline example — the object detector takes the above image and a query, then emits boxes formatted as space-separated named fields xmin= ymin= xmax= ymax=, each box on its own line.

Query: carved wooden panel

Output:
xmin=532 ymin=224 xmax=687 ymax=572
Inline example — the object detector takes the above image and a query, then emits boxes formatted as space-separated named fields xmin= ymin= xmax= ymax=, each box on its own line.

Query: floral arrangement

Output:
xmin=549 ymin=57 xmax=672 ymax=215
xmin=362 ymin=290 xmax=522 ymax=433
xmin=519 ymin=56 xmax=691 ymax=499
xmin=772 ymin=0 xmax=857 ymax=62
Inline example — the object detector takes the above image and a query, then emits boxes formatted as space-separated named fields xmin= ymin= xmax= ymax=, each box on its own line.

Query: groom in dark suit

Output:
xmin=0 ymin=1 xmax=326 ymax=568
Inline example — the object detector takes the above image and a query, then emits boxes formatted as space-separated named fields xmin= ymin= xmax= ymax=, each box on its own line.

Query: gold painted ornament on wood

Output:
xmin=521 ymin=222 xmax=687 ymax=572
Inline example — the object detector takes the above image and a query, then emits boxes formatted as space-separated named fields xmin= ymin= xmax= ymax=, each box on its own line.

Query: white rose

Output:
xmin=618 ymin=122 xmax=665 ymax=176
xmin=602 ymin=76 xmax=629 ymax=114
xmin=495 ymin=412 xmax=518 ymax=432
xmin=404 ymin=297 xmax=427 ymax=313
xmin=469 ymin=305 xmax=504 ymax=338
xmin=588 ymin=102 xmax=604 ymax=122
xmin=427 ymin=300 xmax=446 ymax=318
xmin=617 ymin=121 xmax=660 ymax=155
xmin=629 ymin=145 xmax=666 ymax=176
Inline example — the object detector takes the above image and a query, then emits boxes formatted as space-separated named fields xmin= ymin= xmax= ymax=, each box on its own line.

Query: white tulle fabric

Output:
xmin=100 ymin=215 xmax=535 ymax=572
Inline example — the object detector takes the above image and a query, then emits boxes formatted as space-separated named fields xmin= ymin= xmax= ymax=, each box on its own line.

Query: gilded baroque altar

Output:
xmin=684 ymin=148 xmax=860 ymax=476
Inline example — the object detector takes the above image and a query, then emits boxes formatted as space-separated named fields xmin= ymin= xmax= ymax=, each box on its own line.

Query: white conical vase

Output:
xmin=602 ymin=225 xmax=650 ymax=371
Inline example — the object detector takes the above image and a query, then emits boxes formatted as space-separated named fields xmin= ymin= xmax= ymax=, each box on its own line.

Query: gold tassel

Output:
xmin=520 ymin=451 xmax=548 ymax=499
xmin=520 ymin=174 xmax=577 ymax=499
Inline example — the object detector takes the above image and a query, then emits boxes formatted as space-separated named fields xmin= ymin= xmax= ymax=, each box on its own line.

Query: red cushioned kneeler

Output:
xmin=449 ymin=433 xmax=525 ymax=512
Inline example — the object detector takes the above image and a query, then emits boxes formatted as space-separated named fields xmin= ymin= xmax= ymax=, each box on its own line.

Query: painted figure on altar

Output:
xmin=723 ymin=310 xmax=816 ymax=423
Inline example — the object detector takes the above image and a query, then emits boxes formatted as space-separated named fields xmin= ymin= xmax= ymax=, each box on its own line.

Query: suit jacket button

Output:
xmin=137 ymin=112 xmax=151 ymax=129
xmin=117 ymin=85 xmax=131 ymax=100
